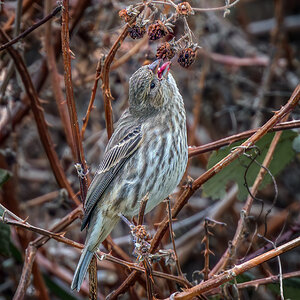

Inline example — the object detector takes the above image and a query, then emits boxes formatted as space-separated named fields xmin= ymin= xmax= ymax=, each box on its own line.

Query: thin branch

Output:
xmin=13 ymin=245 xmax=37 ymax=300
xmin=61 ymin=0 xmax=89 ymax=202
xmin=166 ymin=198 xmax=184 ymax=279
xmin=0 ymin=6 xmax=61 ymax=52
xmin=138 ymin=192 xmax=149 ymax=225
xmin=89 ymin=256 xmax=98 ymax=300
xmin=188 ymin=119 xmax=300 ymax=158
xmin=44 ymin=0 xmax=76 ymax=159
xmin=81 ymin=58 xmax=104 ymax=139
xmin=151 ymin=0 xmax=241 ymax=12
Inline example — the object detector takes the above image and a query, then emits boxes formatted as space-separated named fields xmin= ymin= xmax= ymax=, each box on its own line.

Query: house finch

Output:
xmin=71 ymin=60 xmax=188 ymax=291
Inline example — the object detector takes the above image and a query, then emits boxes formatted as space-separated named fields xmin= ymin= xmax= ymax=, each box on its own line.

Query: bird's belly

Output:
xmin=118 ymin=134 xmax=187 ymax=217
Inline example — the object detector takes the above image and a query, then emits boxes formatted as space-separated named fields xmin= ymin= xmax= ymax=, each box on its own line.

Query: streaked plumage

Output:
xmin=71 ymin=61 xmax=188 ymax=291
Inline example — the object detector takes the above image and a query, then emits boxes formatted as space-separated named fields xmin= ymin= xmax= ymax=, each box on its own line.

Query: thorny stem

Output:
xmin=206 ymin=270 xmax=300 ymax=295
xmin=188 ymin=119 xmax=300 ymax=158
xmin=44 ymin=0 xmax=75 ymax=160
xmin=166 ymin=198 xmax=184 ymax=279
xmin=61 ymin=0 xmax=89 ymax=203
xmin=81 ymin=58 xmax=104 ymax=139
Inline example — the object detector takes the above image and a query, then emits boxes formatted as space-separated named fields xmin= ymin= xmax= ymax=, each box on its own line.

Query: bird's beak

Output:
xmin=148 ymin=59 xmax=161 ymax=74
xmin=157 ymin=61 xmax=171 ymax=79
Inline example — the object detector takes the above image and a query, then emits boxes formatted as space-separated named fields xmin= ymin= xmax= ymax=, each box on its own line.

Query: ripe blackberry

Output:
xmin=156 ymin=42 xmax=176 ymax=60
xmin=178 ymin=47 xmax=196 ymax=68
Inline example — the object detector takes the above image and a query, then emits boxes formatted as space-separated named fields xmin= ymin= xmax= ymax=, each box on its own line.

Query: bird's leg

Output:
xmin=118 ymin=213 xmax=134 ymax=228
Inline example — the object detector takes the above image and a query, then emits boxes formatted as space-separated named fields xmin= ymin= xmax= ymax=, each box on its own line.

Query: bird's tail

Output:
xmin=71 ymin=211 xmax=120 ymax=292
xmin=71 ymin=247 xmax=93 ymax=291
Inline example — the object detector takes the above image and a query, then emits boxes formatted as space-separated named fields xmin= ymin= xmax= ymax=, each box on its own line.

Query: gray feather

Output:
xmin=81 ymin=124 xmax=142 ymax=230
xmin=71 ymin=247 xmax=93 ymax=291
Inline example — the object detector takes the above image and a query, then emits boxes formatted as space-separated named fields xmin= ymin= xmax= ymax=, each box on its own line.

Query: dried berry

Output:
xmin=119 ymin=9 xmax=131 ymax=23
xmin=176 ymin=2 xmax=194 ymax=15
xmin=148 ymin=20 xmax=168 ymax=41
xmin=156 ymin=42 xmax=176 ymax=60
xmin=178 ymin=47 xmax=196 ymax=68
xmin=129 ymin=24 xmax=146 ymax=39
xmin=119 ymin=5 xmax=140 ymax=23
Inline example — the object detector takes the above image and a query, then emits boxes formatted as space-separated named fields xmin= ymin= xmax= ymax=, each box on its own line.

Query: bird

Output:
xmin=71 ymin=60 xmax=188 ymax=291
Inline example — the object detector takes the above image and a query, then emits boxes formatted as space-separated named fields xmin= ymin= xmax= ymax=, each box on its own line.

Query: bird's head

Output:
xmin=128 ymin=60 xmax=178 ymax=117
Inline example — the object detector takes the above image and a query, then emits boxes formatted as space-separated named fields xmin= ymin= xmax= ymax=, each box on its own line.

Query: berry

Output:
xmin=148 ymin=20 xmax=168 ymax=41
xmin=156 ymin=42 xmax=176 ymax=60
xmin=119 ymin=9 xmax=131 ymax=23
xmin=176 ymin=2 xmax=194 ymax=16
xmin=129 ymin=24 xmax=146 ymax=39
xmin=178 ymin=47 xmax=196 ymax=68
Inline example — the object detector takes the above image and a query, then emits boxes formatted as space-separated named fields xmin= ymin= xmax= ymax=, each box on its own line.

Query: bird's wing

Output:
xmin=81 ymin=125 xmax=142 ymax=230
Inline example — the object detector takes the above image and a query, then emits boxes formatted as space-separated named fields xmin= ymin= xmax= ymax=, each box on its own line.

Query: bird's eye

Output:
xmin=150 ymin=81 xmax=155 ymax=89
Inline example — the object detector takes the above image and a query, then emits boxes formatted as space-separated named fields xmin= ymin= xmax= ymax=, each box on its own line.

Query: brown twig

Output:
xmin=61 ymin=0 xmax=89 ymax=203
xmin=89 ymin=255 xmax=98 ymax=300
xmin=19 ymin=190 xmax=60 ymax=209
xmin=138 ymin=192 xmax=149 ymax=225
xmin=188 ymin=119 xmax=300 ymax=158
xmin=81 ymin=58 xmax=104 ymax=139
xmin=166 ymin=197 xmax=184 ymax=279
xmin=201 ymin=220 xmax=214 ymax=280
xmin=0 ymin=28 xmax=80 ymax=206
xmin=0 ymin=6 xmax=62 ymax=52
xmin=100 ymin=24 xmax=130 ymax=139
xmin=13 ymin=244 xmax=38 ymax=300
xmin=166 ymin=236 xmax=300 ymax=299
xmin=206 ymin=270 xmax=300 ymax=296
xmin=44 ymin=0 xmax=75 ymax=159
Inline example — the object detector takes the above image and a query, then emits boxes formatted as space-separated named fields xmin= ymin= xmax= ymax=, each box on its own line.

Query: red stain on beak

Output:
xmin=157 ymin=61 xmax=171 ymax=79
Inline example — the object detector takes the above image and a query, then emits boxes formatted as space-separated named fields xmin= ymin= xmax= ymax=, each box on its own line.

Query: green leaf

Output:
xmin=0 ymin=168 xmax=11 ymax=187
xmin=268 ymin=277 xmax=300 ymax=300
xmin=0 ymin=169 xmax=13 ymax=257
xmin=203 ymin=130 xmax=298 ymax=201
xmin=0 ymin=221 xmax=11 ymax=257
